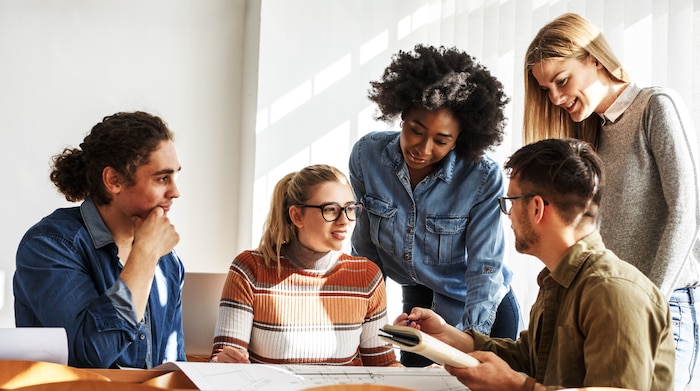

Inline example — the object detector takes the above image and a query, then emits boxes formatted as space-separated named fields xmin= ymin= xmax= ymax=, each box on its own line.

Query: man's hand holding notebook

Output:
xmin=379 ymin=324 xmax=479 ymax=368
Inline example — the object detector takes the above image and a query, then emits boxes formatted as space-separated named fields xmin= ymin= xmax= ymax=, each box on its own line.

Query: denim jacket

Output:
xmin=14 ymin=198 xmax=185 ymax=368
xmin=349 ymin=131 xmax=511 ymax=333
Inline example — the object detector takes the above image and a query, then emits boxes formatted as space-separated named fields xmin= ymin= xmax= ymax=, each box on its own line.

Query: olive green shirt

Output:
xmin=470 ymin=231 xmax=674 ymax=390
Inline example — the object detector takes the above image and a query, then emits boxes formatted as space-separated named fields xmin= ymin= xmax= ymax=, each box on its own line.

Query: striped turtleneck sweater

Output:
xmin=211 ymin=248 xmax=398 ymax=366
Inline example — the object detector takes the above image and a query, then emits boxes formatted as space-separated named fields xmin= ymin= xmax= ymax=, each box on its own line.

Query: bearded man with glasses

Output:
xmin=394 ymin=138 xmax=674 ymax=390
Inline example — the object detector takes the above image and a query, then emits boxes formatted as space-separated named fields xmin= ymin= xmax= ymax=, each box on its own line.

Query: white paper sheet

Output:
xmin=157 ymin=362 xmax=470 ymax=391
xmin=0 ymin=327 xmax=68 ymax=365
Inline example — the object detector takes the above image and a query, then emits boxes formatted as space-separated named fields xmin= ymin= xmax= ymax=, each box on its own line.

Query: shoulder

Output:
xmin=336 ymin=253 xmax=385 ymax=291
xmin=578 ymin=251 xmax=667 ymax=310
xmin=452 ymin=153 xmax=504 ymax=190
xmin=337 ymin=253 xmax=382 ymax=274
xmin=227 ymin=250 xmax=274 ymax=286
xmin=477 ymin=154 xmax=504 ymax=179
xmin=636 ymin=86 xmax=685 ymax=109
xmin=358 ymin=130 xmax=399 ymax=143
xmin=454 ymin=153 xmax=502 ymax=175
xmin=352 ymin=131 xmax=399 ymax=152
xmin=232 ymin=249 xmax=266 ymax=268
xmin=19 ymin=207 xmax=85 ymax=247
xmin=639 ymin=85 xmax=679 ymax=98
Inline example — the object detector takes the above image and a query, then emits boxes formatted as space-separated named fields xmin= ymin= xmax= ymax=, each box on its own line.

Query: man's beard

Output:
xmin=514 ymin=210 xmax=538 ymax=253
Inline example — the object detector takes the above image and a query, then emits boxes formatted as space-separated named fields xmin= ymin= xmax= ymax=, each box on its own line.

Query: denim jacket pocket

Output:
xmin=424 ymin=215 xmax=468 ymax=266
xmin=363 ymin=194 xmax=398 ymax=258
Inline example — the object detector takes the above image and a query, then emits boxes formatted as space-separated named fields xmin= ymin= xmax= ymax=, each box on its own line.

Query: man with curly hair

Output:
xmin=349 ymin=44 xmax=520 ymax=366
xmin=14 ymin=111 xmax=185 ymax=368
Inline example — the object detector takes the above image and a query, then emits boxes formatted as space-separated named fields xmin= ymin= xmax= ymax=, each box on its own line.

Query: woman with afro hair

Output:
xmin=349 ymin=44 xmax=520 ymax=367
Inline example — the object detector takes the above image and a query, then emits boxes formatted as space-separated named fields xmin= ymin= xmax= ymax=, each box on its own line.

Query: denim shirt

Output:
xmin=349 ymin=131 xmax=511 ymax=333
xmin=14 ymin=198 xmax=186 ymax=368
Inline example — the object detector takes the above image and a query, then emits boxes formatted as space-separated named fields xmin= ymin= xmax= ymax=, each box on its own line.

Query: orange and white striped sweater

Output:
xmin=211 ymin=249 xmax=398 ymax=366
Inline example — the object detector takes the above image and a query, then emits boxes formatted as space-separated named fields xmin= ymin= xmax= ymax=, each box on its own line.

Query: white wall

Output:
xmin=2 ymin=0 xmax=699 ymax=331
xmin=0 ymin=0 xmax=256 ymax=327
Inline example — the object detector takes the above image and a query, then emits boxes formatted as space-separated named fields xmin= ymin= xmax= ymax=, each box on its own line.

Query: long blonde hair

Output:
xmin=257 ymin=164 xmax=349 ymax=268
xmin=523 ymin=13 xmax=630 ymax=148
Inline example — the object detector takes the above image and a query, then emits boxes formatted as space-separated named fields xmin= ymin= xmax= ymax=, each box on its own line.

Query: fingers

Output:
xmin=133 ymin=206 xmax=179 ymax=258
xmin=215 ymin=347 xmax=251 ymax=363
xmin=467 ymin=350 xmax=493 ymax=361
xmin=405 ymin=307 xmax=437 ymax=327
xmin=392 ymin=313 xmax=410 ymax=325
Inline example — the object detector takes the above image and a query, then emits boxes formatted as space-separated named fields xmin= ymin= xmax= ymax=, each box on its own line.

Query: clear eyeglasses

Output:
xmin=498 ymin=194 xmax=538 ymax=215
xmin=297 ymin=202 xmax=364 ymax=222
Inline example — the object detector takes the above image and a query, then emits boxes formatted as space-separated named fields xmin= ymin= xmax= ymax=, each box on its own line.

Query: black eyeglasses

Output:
xmin=297 ymin=202 xmax=363 ymax=222
xmin=498 ymin=194 xmax=548 ymax=215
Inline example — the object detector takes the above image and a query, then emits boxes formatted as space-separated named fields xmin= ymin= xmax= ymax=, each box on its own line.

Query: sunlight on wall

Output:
xmin=251 ymin=149 xmax=314 ymax=248
xmin=357 ymin=104 xmax=380 ymax=140
xmin=398 ymin=3 xmax=439 ymax=40
xmin=623 ymin=14 xmax=653 ymax=87
xmin=256 ymin=107 xmax=269 ymax=134
xmin=314 ymin=55 xmax=351 ymax=95
xmin=270 ymin=81 xmax=312 ymax=124
xmin=530 ymin=0 xmax=551 ymax=10
xmin=360 ymin=31 xmax=389 ymax=65
xmin=311 ymin=121 xmax=350 ymax=169
xmin=251 ymin=176 xmax=267 ymax=249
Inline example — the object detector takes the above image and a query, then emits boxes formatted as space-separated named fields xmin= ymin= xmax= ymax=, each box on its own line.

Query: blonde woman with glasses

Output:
xmin=210 ymin=164 xmax=399 ymax=367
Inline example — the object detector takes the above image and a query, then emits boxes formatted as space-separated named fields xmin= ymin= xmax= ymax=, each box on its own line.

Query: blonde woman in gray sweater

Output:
xmin=523 ymin=13 xmax=700 ymax=391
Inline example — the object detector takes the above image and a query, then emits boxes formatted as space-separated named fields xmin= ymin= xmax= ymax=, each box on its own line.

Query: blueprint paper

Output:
xmin=156 ymin=362 xmax=470 ymax=391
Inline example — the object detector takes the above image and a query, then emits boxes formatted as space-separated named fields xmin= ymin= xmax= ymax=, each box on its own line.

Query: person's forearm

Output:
xmin=443 ymin=325 xmax=475 ymax=353
xmin=119 ymin=245 xmax=159 ymax=320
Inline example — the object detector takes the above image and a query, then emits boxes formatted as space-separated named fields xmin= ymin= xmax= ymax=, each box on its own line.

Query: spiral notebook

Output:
xmin=379 ymin=324 xmax=479 ymax=368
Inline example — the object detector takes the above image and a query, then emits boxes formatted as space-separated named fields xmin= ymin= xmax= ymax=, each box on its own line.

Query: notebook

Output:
xmin=379 ymin=324 xmax=478 ymax=368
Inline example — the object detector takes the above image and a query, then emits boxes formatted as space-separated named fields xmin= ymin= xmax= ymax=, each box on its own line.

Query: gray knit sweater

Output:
xmin=597 ymin=84 xmax=700 ymax=297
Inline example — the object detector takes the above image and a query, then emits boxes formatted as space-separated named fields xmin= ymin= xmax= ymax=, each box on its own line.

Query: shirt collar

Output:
xmin=598 ymin=83 xmax=640 ymax=125
xmin=80 ymin=197 xmax=115 ymax=249
xmin=538 ymin=231 xmax=606 ymax=289
xmin=380 ymin=132 xmax=457 ymax=183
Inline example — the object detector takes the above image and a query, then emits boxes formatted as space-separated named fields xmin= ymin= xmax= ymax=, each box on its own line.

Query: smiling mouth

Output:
xmin=407 ymin=151 xmax=427 ymax=164
xmin=564 ymin=98 xmax=577 ymax=111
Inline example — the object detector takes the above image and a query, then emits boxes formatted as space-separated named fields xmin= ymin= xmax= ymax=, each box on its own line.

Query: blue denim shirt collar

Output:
xmin=80 ymin=197 xmax=115 ymax=249
xmin=381 ymin=134 xmax=457 ymax=184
